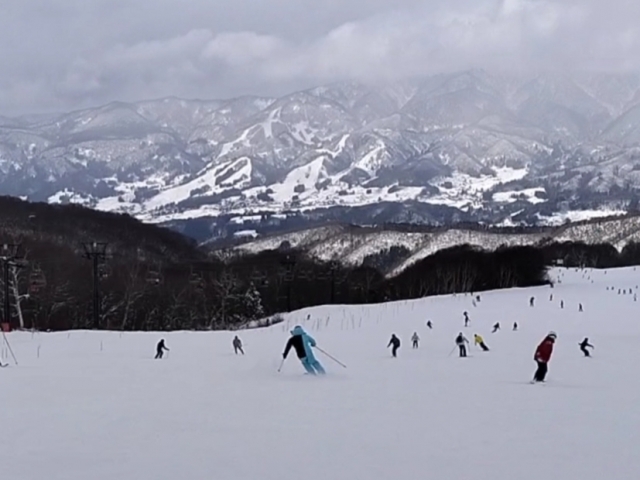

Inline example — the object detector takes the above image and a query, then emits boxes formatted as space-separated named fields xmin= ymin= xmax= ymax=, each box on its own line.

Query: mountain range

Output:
xmin=4 ymin=70 xmax=640 ymax=241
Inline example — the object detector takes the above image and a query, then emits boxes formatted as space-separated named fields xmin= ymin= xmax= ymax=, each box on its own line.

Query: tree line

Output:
xmin=12 ymin=197 xmax=640 ymax=332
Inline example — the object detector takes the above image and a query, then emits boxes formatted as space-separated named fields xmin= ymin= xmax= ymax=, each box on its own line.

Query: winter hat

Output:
xmin=547 ymin=331 xmax=557 ymax=339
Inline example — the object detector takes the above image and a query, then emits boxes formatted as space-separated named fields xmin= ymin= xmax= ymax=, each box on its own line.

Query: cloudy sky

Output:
xmin=0 ymin=0 xmax=638 ymax=115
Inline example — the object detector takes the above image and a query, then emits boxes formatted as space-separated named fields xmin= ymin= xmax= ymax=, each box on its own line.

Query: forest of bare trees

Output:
xmin=0 ymin=197 xmax=559 ymax=331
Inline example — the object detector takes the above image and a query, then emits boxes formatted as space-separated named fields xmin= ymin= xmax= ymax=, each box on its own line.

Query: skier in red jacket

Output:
xmin=532 ymin=332 xmax=556 ymax=383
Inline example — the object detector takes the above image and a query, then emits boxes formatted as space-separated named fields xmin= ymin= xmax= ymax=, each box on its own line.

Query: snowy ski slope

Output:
xmin=2 ymin=267 xmax=640 ymax=480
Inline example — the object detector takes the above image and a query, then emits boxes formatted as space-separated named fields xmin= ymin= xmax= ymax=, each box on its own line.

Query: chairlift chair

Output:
xmin=189 ymin=271 xmax=204 ymax=287
xmin=146 ymin=269 xmax=163 ymax=285
xmin=98 ymin=264 xmax=112 ymax=279
xmin=29 ymin=266 xmax=47 ymax=290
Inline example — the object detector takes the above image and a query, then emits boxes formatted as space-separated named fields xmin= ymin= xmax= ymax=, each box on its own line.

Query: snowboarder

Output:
xmin=492 ymin=322 xmax=501 ymax=333
xmin=579 ymin=338 xmax=594 ymax=357
xmin=464 ymin=311 xmax=470 ymax=327
xmin=532 ymin=332 xmax=556 ymax=383
xmin=155 ymin=339 xmax=169 ymax=359
xmin=411 ymin=332 xmax=420 ymax=349
xmin=530 ymin=296 xmax=535 ymax=307
xmin=388 ymin=334 xmax=401 ymax=357
xmin=513 ymin=322 xmax=518 ymax=331
xmin=282 ymin=325 xmax=325 ymax=375
xmin=426 ymin=320 xmax=433 ymax=329
xmin=474 ymin=334 xmax=489 ymax=352
xmin=233 ymin=336 xmax=244 ymax=355
xmin=455 ymin=332 xmax=469 ymax=357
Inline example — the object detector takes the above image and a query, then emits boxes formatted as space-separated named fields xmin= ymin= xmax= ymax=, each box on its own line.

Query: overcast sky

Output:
xmin=0 ymin=0 xmax=638 ymax=115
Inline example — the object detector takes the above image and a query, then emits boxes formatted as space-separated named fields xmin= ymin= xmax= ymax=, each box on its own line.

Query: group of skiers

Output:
xmin=531 ymin=333 xmax=594 ymax=382
xmin=386 ymin=332 xmax=422 ymax=357
xmin=151 ymin=316 xmax=596 ymax=384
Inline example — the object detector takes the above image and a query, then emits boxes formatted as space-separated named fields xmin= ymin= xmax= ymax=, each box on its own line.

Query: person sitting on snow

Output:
xmin=283 ymin=326 xmax=325 ymax=375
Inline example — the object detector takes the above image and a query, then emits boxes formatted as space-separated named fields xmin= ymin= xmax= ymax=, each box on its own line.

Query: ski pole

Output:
xmin=447 ymin=345 xmax=457 ymax=357
xmin=277 ymin=358 xmax=285 ymax=373
xmin=314 ymin=346 xmax=347 ymax=368
xmin=2 ymin=331 xmax=18 ymax=366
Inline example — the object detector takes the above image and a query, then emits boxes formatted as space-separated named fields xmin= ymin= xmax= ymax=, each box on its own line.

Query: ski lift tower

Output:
xmin=0 ymin=243 xmax=20 ymax=328
xmin=82 ymin=242 xmax=109 ymax=330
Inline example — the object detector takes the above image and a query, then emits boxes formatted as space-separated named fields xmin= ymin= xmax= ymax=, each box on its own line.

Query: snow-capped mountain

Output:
xmin=4 ymin=70 xmax=640 ymax=238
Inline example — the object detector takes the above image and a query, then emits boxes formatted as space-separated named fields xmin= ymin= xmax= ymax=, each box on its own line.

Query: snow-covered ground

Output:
xmin=2 ymin=267 xmax=640 ymax=480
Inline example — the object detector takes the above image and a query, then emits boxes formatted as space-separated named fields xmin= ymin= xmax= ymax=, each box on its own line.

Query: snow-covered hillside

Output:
xmin=230 ymin=215 xmax=640 ymax=273
xmin=2 ymin=267 xmax=640 ymax=480
xmin=4 ymin=71 xmax=640 ymax=229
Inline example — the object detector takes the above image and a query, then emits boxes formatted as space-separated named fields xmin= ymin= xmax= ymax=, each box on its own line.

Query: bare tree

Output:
xmin=211 ymin=270 xmax=240 ymax=329
xmin=9 ymin=261 xmax=29 ymax=329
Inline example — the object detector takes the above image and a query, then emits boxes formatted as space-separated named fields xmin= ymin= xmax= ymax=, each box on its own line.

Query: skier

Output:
xmin=464 ymin=311 xmax=470 ymax=327
xmin=579 ymin=338 xmax=594 ymax=357
xmin=579 ymin=303 xmax=583 ymax=312
xmin=426 ymin=320 xmax=433 ymax=329
xmin=455 ymin=332 xmax=469 ymax=357
xmin=411 ymin=332 xmax=420 ymax=349
xmin=155 ymin=339 xmax=169 ymax=359
xmin=532 ymin=332 xmax=556 ymax=383
xmin=530 ymin=296 xmax=535 ymax=307
xmin=492 ymin=322 xmax=501 ymax=333
xmin=550 ymin=294 xmax=553 ymax=301
xmin=560 ymin=300 xmax=564 ymax=309
xmin=513 ymin=322 xmax=518 ymax=331
xmin=282 ymin=325 xmax=325 ymax=375
xmin=388 ymin=334 xmax=401 ymax=357
xmin=232 ymin=335 xmax=244 ymax=355
xmin=474 ymin=334 xmax=489 ymax=351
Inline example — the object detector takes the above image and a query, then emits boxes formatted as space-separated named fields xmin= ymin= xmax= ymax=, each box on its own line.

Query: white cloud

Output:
xmin=0 ymin=0 xmax=639 ymax=113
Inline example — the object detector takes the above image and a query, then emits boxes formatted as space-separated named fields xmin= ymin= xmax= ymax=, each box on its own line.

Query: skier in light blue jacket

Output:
xmin=283 ymin=325 xmax=326 ymax=375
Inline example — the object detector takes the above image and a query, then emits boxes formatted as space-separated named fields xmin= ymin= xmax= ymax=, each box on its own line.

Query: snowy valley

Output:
xmin=4 ymin=71 xmax=640 ymax=240
xmin=1 ymin=267 xmax=639 ymax=480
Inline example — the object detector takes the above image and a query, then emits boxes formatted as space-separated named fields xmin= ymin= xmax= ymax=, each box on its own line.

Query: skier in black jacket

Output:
xmin=456 ymin=333 xmax=469 ymax=357
xmin=579 ymin=338 xmax=594 ymax=357
xmin=388 ymin=334 xmax=401 ymax=357
xmin=282 ymin=326 xmax=325 ymax=374
xmin=155 ymin=339 xmax=169 ymax=359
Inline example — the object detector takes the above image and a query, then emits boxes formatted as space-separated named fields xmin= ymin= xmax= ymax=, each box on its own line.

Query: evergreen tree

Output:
xmin=242 ymin=282 xmax=264 ymax=322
